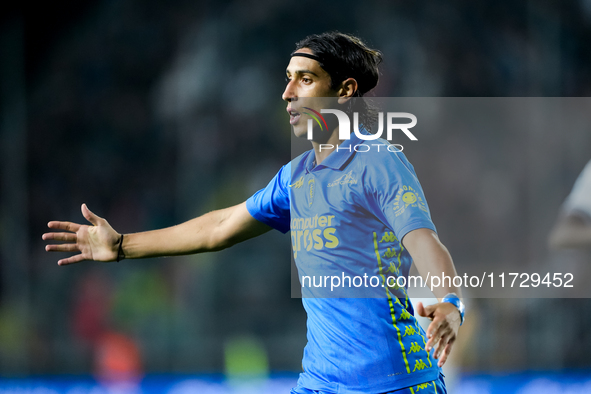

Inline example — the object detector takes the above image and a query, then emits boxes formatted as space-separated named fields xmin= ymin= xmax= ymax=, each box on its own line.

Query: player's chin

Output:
xmin=291 ymin=124 xmax=308 ymax=139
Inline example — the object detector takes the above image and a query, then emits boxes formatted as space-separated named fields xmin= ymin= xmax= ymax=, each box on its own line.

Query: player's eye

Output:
xmin=302 ymin=77 xmax=312 ymax=84
xmin=285 ymin=76 xmax=292 ymax=82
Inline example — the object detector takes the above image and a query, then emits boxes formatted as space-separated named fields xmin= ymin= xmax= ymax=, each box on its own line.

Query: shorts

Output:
xmin=290 ymin=372 xmax=447 ymax=394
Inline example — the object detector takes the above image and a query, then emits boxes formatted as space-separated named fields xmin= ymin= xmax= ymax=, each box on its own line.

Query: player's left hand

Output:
xmin=416 ymin=301 xmax=461 ymax=367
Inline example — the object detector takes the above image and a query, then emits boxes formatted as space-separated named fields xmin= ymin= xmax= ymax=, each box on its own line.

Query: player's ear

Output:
xmin=337 ymin=78 xmax=358 ymax=104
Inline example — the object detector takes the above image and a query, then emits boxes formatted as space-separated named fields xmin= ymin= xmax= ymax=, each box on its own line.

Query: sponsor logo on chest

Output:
xmin=327 ymin=170 xmax=357 ymax=188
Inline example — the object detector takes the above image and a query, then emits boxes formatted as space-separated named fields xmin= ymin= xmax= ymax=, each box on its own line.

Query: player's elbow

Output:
xmin=206 ymin=222 xmax=235 ymax=251
xmin=206 ymin=209 xmax=241 ymax=251
xmin=199 ymin=203 xmax=264 ymax=252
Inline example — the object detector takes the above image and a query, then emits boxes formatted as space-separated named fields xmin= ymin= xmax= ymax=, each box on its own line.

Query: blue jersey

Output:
xmin=246 ymin=132 xmax=440 ymax=393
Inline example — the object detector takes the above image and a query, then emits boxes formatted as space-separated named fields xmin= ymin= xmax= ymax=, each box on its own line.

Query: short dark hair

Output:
xmin=294 ymin=31 xmax=383 ymax=96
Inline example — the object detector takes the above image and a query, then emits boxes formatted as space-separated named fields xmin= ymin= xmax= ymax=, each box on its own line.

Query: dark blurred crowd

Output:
xmin=1 ymin=0 xmax=591 ymax=376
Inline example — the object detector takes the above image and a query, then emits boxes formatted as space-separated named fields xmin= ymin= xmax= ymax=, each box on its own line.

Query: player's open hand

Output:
xmin=43 ymin=204 xmax=121 ymax=265
xmin=416 ymin=301 xmax=461 ymax=367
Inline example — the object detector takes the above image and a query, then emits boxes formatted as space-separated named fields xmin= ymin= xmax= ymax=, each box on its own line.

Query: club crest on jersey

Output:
xmin=327 ymin=170 xmax=357 ymax=188
xmin=307 ymin=178 xmax=315 ymax=206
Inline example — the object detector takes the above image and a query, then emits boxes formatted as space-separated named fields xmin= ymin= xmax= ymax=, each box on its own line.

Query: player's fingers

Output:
xmin=42 ymin=232 xmax=77 ymax=242
xmin=426 ymin=317 xmax=444 ymax=351
xmin=433 ymin=327 xmax=452 ymax=358
xmin=45 ymin=243 xmax=80 ymax=253
xmin=81 ymin=204 xmax=103 ymax=226
xmin=57 ymin=254 xmax=87 ymax=266
xmin=417 ymin=302 xmax=436 ymax=319
xmin=47 ymin=221 xmax=81 ymax=233
xmin=416 ymin=302 xmax=426 ymax=317
xmin=426 ymin=316 xmax=444 ymax=340
xmin=437 ymin=337 xmax=455 ymax=367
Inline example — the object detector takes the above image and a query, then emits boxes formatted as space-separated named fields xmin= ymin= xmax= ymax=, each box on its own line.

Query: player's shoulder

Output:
xmin=272 ymin=149 xmax=313 ymax=189
xmin=289 ymin=149 xmax=314 ymax=171
xmin=291 ymin=149 xmax=310 ymax=162
xmin=353 ymin=137 xmax=414 ymax=172
xmin=345 ymin=139 xmax=421 ymax=196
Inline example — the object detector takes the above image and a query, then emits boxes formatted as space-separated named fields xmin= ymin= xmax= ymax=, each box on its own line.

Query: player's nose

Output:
xmin=282 ymin=80 xmax=297 ymax=102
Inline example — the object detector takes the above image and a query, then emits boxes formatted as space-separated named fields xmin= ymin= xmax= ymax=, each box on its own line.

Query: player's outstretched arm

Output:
xmin=402 ymin=228 xmax=462 ymax=367
xmin=43 ymin=202 xmax=271 ymax=266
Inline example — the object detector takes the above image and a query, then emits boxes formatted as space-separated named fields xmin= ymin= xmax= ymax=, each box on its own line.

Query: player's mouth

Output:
xmin=287 ymin=108 xmax=301 ymax=125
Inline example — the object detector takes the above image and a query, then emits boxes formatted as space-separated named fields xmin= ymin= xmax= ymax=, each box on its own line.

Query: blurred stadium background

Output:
xmin=1 ymin=0 xmax=591 ymax=392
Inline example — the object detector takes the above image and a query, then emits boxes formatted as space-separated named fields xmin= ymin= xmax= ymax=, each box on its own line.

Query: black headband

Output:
xmin=290 ymin=52 xmax=323 ymax=63
xmin=290 ymin=51 xmax=338 ymax=78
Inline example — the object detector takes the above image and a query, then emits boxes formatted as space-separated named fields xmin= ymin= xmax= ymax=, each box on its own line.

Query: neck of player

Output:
xmin=311 ymin=126 xmax=346 ymax=166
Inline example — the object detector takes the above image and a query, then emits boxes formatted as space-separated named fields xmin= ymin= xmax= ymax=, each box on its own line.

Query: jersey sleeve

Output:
xmin=366 ymin=151 xmax=436 ymax=241
xmin=563 ymin=159 xmax=591 ymax=221
xmin=246 ymin=163 xmax=291 ymax=233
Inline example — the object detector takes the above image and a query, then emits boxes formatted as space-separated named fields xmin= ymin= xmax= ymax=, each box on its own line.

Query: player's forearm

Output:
xmin=121 ymin=208 xmax=234 ymax=259
xmin=417 ymin=242 xmax=462 ymax=300
xmin=403 ymin=229 xmax=462 ymax=300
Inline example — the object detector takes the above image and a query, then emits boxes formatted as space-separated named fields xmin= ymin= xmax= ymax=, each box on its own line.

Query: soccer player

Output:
xmin=44 ymin=32 xmax=463 ymax=394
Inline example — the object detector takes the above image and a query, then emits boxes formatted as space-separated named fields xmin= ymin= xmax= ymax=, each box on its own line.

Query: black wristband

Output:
xmin=116 ymin=234 xmax=125 ymax=262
